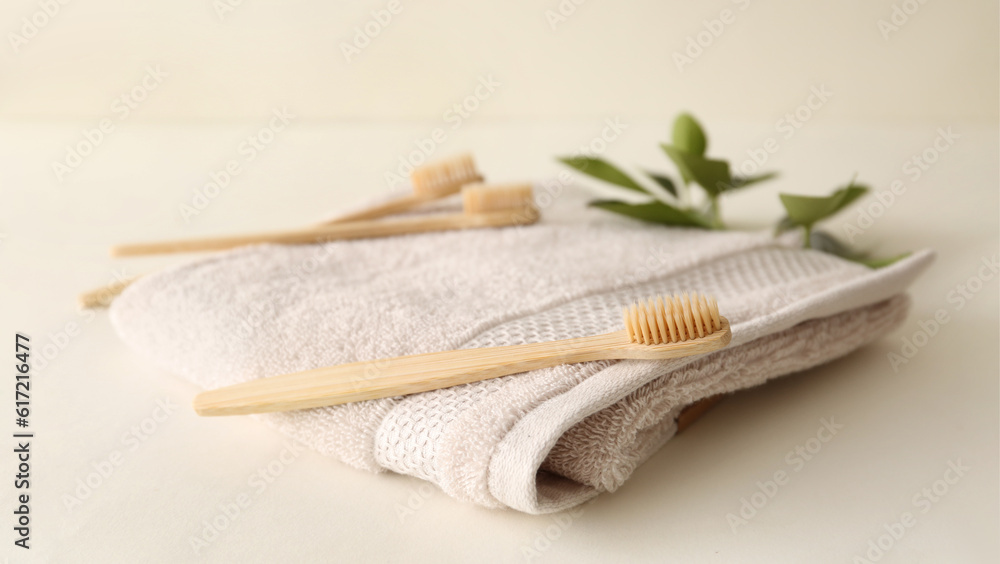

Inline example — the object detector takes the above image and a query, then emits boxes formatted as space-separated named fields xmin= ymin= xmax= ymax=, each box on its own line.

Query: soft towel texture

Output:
xmin=110 ymin=189 xmax=932 ymax=513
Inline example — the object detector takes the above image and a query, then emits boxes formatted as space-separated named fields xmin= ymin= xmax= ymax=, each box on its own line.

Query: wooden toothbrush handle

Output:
xmin=77 ymin=275 xmax=140 ymax=309
xmin=317 ymin=193 xmax=434 ymax=224
xmin=193 ymin=320 xmax=731 ymax=417
xmin=110 ymin=209 xmax=534 ymax=257
xmin=193 ymin=332 xmax=628 ymax=416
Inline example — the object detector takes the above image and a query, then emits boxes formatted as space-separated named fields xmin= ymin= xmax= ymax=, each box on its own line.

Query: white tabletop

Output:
xmin=1 ymin=121 xmax=996 ymax=563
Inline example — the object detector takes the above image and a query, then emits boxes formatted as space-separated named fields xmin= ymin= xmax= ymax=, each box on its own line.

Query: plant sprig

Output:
xmin=557 ymin=113 xmax=908 ymax=269
xmin=776 ymin=183 xmax=910 ymax=267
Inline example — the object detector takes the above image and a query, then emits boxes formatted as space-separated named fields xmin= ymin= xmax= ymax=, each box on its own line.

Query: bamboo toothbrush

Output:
xmin=83 ymin=154 xmax=484 ymax=307
xmin=77 ymin=276 xmax=139 ymax=309
xmin=193 ymin=293 xmax=731 ymax=416
xmin=109 ymin=183 xmax=537 ymax=257
xmin=319 ymin=153 xmax=483 ymax=223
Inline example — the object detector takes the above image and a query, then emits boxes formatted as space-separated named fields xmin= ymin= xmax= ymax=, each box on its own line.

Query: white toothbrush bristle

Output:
xmin=622 ymin=293 xmax=722 ymax=344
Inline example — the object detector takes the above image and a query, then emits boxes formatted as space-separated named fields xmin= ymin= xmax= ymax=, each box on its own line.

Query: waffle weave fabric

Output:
xmin=110 ymin=189 xmax=932 ymax=513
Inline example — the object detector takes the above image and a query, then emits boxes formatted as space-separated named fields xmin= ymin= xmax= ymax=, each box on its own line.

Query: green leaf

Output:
xmin=831 ymin=184 xmax=868 ymax=213
xmin=809 ymin=230 xmax=910 ymax=269
xmin=644 ymin=171 xmax=678 ymax=197
xmin=588 ymin=199 xmax=712 ymax=228
xmin=672 ymin=113 xmax=707 ymax=156
xmin=779 ymin=184 xmax=869 ymax=228
xmin=809 ymin=230 xmax=858 ymax=258
xmin=726 ymin=171 xmax=778 ymax=192
xmin=660 ymin=145 xmax=732 ymax=196
xmin=558 ymin=156 xmax=648 ymax=193
xmin=856 ymin=252 xmax=911 ymax=269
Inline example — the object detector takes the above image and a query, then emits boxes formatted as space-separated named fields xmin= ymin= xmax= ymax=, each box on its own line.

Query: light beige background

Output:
xmin=1 ymin=0 xmax=997 ymax=123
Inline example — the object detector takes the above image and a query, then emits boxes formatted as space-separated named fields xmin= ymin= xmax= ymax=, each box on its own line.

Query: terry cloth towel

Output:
xmin=109 ymin=188 xmax=933 ymax=514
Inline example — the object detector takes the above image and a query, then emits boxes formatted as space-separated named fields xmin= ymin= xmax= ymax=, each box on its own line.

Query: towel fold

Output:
xmin=110 ymin=188 xmax=932 ymax=513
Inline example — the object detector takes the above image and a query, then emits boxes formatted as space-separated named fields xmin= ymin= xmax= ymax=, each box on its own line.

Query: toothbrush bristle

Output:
xmin=410 ymin=153 xmax=482 ymax=196
xmin=622 ymin=293 xmax=721 ymax=344
xmin=462 ymin=183 xmax=536 ymax=214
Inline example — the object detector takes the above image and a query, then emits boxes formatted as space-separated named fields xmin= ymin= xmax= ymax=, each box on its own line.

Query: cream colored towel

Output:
xmin=109 ymin=188 xmax=932 ymax=513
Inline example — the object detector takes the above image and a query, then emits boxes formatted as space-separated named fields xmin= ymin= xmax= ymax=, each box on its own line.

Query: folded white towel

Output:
xmin=109 ymin=188 xmax=932 ymax=513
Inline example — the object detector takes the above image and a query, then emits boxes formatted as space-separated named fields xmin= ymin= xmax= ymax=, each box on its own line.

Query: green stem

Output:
xmin=803 ymin=225 xmax=812 ymax=248
xmin=709 ymin=196 xmax=724 ymax=229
